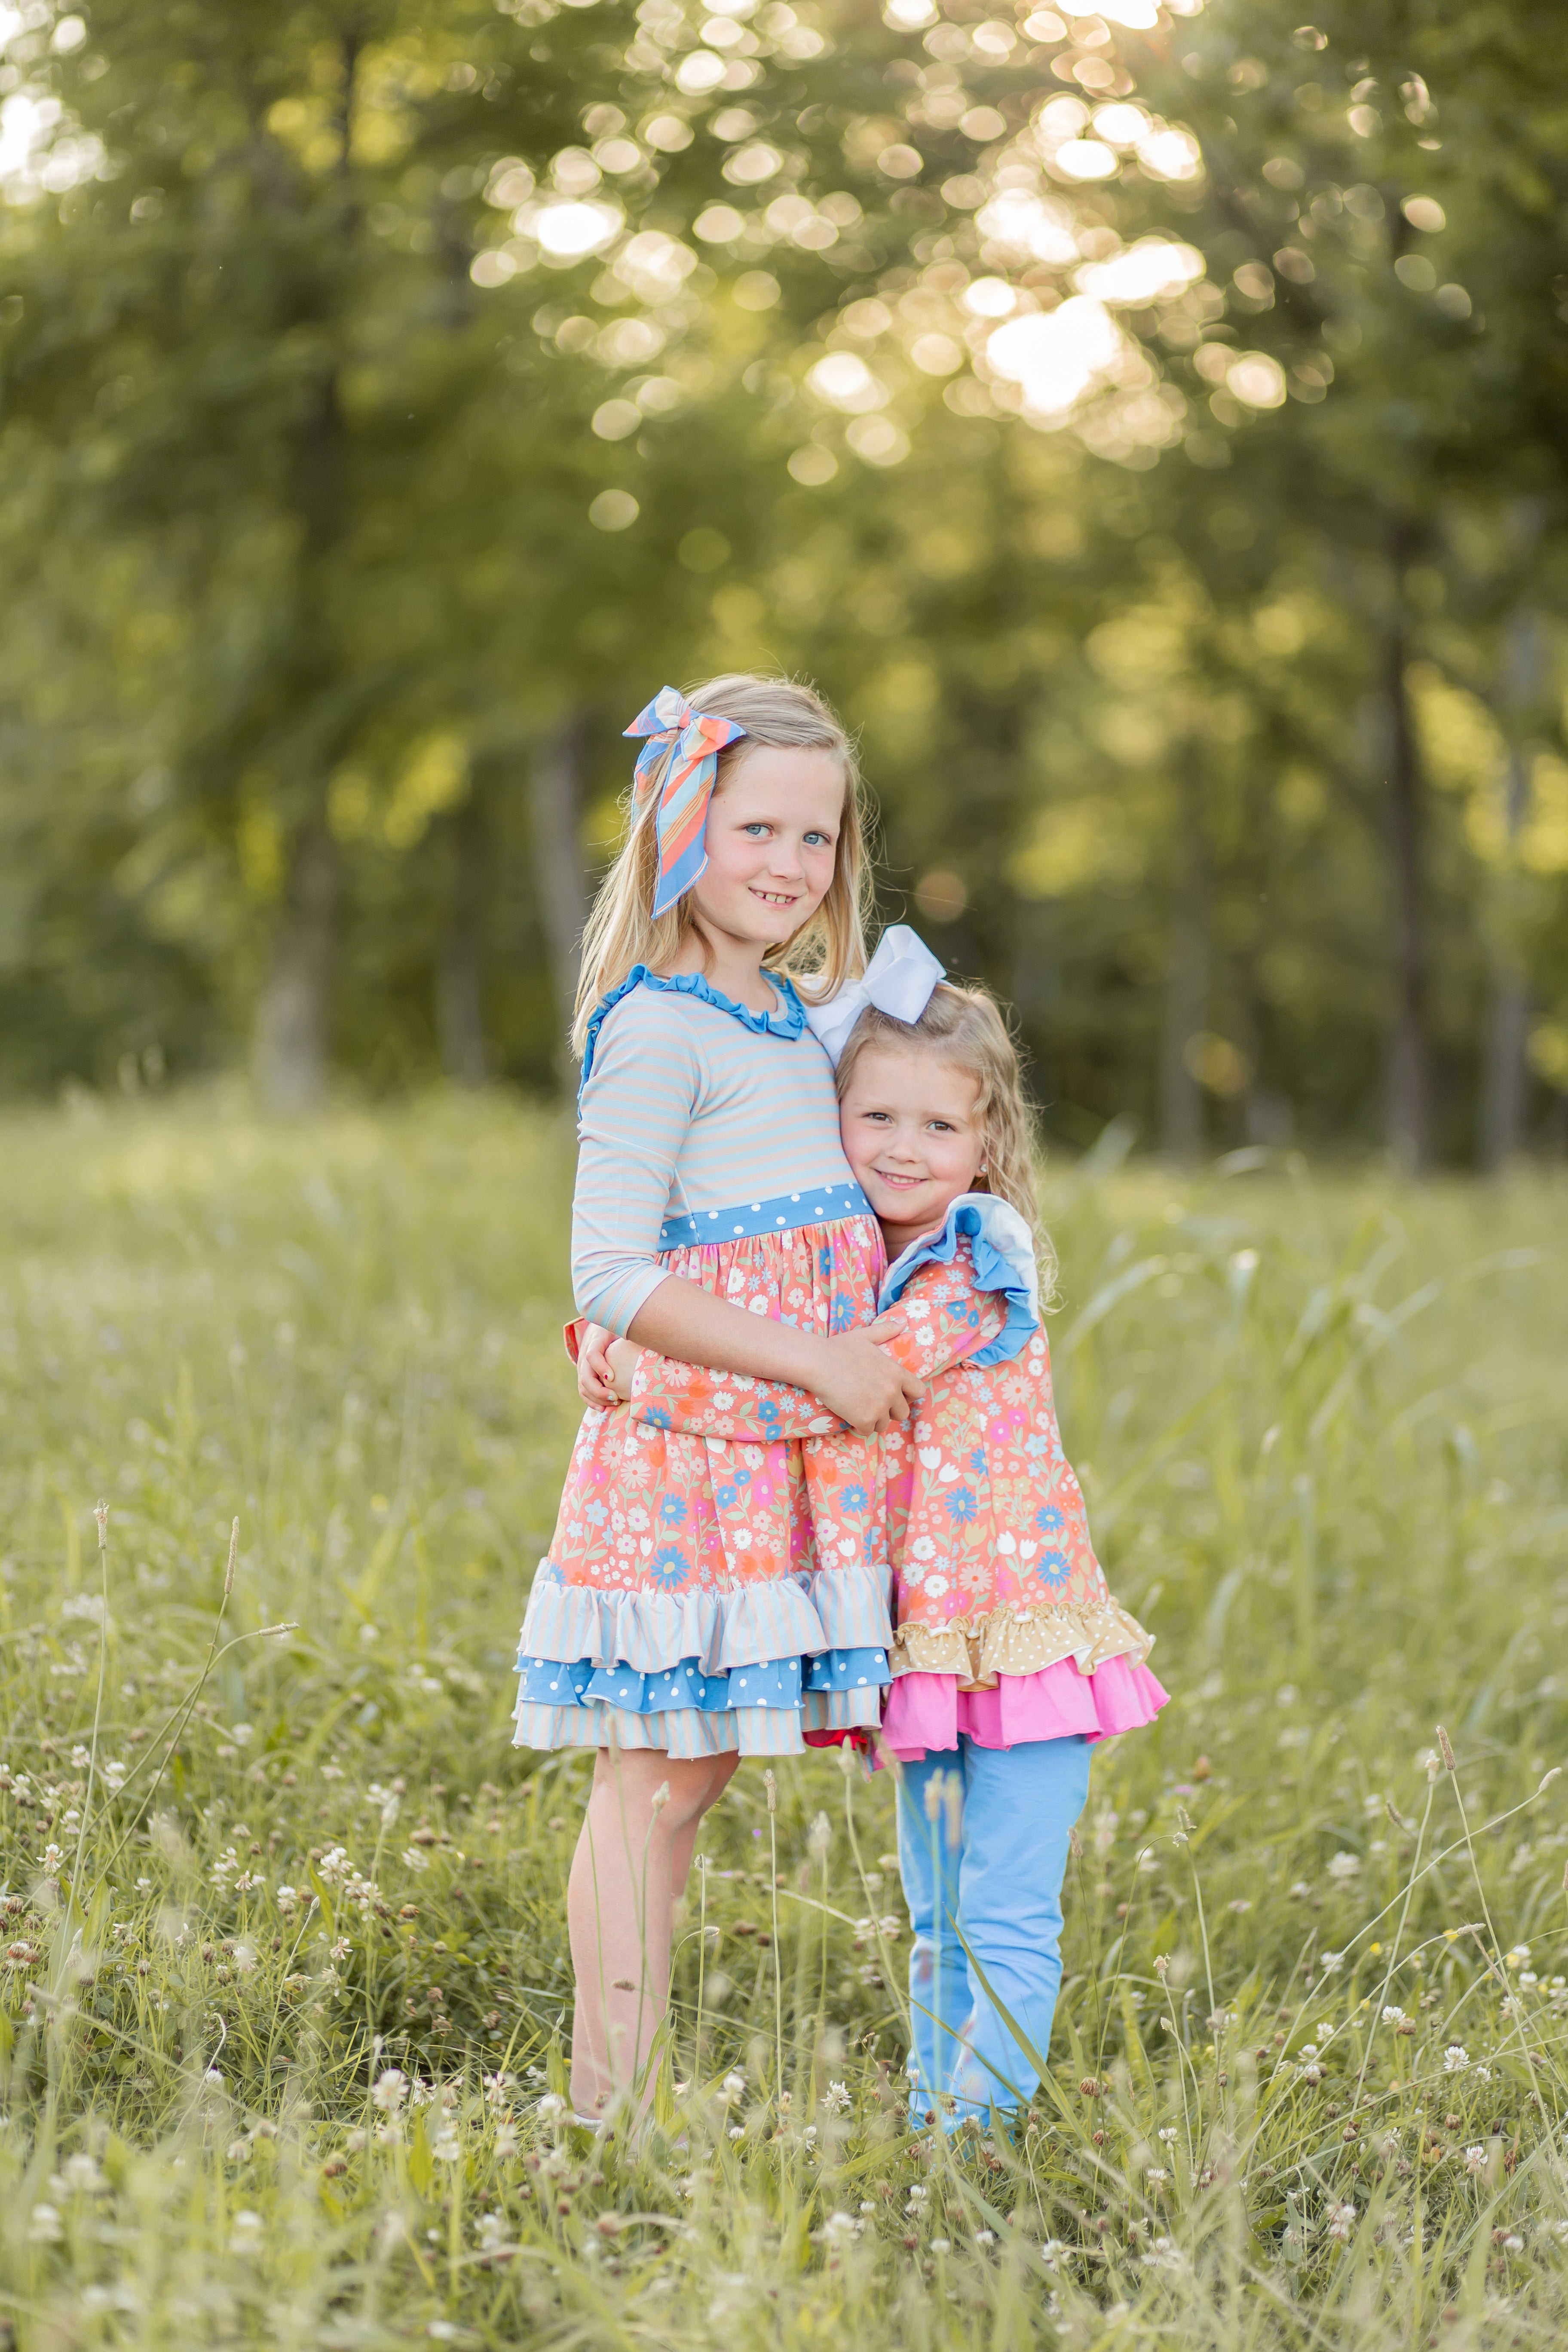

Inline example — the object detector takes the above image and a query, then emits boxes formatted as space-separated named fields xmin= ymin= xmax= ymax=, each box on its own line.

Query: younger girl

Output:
xmin=514 ymin=677 xmax=921 ymax=2122
xmin=594 ymin=934 xmax=1167 ymax=2127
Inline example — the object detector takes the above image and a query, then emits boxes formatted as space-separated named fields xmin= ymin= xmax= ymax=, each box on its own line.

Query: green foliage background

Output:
xmin=3 ymin=0 xmax=1568 ymax=1159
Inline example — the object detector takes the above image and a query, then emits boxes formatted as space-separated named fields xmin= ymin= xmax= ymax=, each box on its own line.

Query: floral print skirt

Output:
xmin=513 ymin=1215 xmax=893 ymax=1760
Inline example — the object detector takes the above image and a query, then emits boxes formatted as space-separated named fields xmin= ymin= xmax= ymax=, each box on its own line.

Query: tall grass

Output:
xmin=0 ymin=1091 xmax=1563 ymax=2348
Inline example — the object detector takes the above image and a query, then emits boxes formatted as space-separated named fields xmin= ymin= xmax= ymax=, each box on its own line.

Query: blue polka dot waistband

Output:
xmin=658 ymin=1180 xmax=875 ymax=1253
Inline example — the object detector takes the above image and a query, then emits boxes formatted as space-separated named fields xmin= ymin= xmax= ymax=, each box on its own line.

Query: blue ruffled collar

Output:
xmin=579 ymin=964 xmax=807 ymax=1093
xmin=878 ymin=1191 xmax=1041 ymax=1370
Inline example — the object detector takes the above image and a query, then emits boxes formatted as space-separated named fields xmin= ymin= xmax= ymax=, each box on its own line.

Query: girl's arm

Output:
xmin=572 ymin=989 xmax=921 ymax=1435
xmin=613 ymin=1245 xmax=1008 ymax=1440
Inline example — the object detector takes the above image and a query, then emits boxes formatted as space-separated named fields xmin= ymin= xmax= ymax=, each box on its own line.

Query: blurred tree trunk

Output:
xmin=1479 ymin=609 xmax=1543 ymax=1171
xmin=1382 ymin=573 xmax=1430 ymax=1174
xmin=439 ymin=786 xmax=489 ymax=1086
xmin=254 ymin=817 xmax=337 ymax=1111
xmin=253 ymin=31 xmax=359 ymax=1113
xmin=1159 ymin=741 xmax=1209 ymax=1159
xmin=529 ymin=710 xmax=591 ymax=1074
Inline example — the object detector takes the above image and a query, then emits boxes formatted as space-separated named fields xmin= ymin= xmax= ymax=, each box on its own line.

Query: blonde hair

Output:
xmin=836 ymin=981 xmax=1057 ymax=1299
xmin=572 ymin=673 xmax=869 ymax=1057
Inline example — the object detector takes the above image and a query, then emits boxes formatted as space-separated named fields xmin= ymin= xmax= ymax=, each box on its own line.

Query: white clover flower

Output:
xmin=1444 ymin=2045 xmax=1470 ymax=2073
xmin=229 ymin=2210 xmax=263 ymax=2255
xmin=822 ymin=2081 xmax=851 ymax=2114
xmin=1465 ymin=2144 xmax=1487 ymax=2174
xmin=1472 ymin=2063 xmax=1493 ymax=2084
xmin=432 ymin=2128 xmax=462 ymax=2162
xmin=401 ymin=1848 xmax=430 ymax=1874
xmin=1157 ymin=2126 xmax=1177 ymax=2143
xmin=61 ymin=2155 xmax=107 ymax=2193
xmin=536 ymin=2092 xmax=566 ymax=2119
xmin=372 ymin=2069 xmax=408 ymax=2112
xmin=1381 ymin=2006 xmax=1406 ymax=2024
xmin=720 ymin=2070 xmax=747 ymax=2101
xmin=1145 ymin=2167 xmax=1168 ymax=2187
xmin=1326 ymin=1853 xmax=1360 ymax=1881
xmin=1318 ymin=1951 xmax=1345 ymax=1974
xmin=494 ymin=2122 xmax=520 ymax=2159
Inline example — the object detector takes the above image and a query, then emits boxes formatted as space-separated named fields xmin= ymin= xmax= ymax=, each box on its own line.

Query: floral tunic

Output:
xmin=513 ymin=969 xmax=893 ymax=1762
xmin=626 ymin=1195 xmax=1169 ymax=1755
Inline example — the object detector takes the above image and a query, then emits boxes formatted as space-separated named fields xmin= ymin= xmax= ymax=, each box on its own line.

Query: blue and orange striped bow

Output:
xmin=625 ymin=685 xmax=748 ymax=918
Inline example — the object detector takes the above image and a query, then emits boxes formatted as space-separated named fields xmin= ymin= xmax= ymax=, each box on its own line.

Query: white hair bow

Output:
xmin=802 ymin=923 xmax=946 ymax=1066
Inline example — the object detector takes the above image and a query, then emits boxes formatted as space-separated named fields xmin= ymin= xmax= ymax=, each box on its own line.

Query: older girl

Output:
xmin=514 ymin=677 xmax=919 ymax=2122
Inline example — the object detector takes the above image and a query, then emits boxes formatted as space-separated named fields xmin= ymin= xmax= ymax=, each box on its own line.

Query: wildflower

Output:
xmin=929 ymin=2236 xmax=952 ymax=2253
xmin=1319 ymin=1951 xmax=1345 ymax=1974
xmin=70 ymin=1746 xmax=91 ymax=1770
xmin=1326 ymin=2202 xmax=1357 ymax=2242
xmin=1506 ymin=1944 xmax=1531 ymax=1967
xmin=372 ymin=2069 xmax=408 ymax=2112
xmin=822 ymin=2082 xmax=851 ymax=2114
xmin=974 ymin=2229 xmax=995 ymax=2246
xmin=1157 ymin=2127 xmax=1177 ymax=2144
xmin=536 ymin=2092 xmax=565 ymax=2119
xmin=60 ymin=2155 xmax=106 ymax=2193
xmin=401 ymin=1848 xmax=431 ymax=1874
xmin=432 ymin=2128 xmax=462 ymax=2162
xmin=816 ymin=2211 xmax=857 ymax=2242
xmin=28 ymin=2204 xmax=62 ymax=2242
xmin=1444 ymin=2045 xmax=1470 ymax=2074
xmin=229 ymin=2211 xmax=264 ymax=2256
xmin=1472 ymin=2064 xmax=1493 ymax=2084
xmin=1228 ymin=1898 xmax=1253 ymax=1914
xmin=227 ymin=2139 xmax=253 ymax=2164
xmin=1381 ymin=2006 xmax=1406 ymax=2025
xmin=1326 ymin=1853 xmax=1360 ymax=1882
xmin=1145 ymin=2168 xmax=1168 ymax=2187
xmin=720 ymin=2070 xmax=746 ymax=2102
xmin=494 ymin=2122 xmax=520 ymax=2159
xmin=39 ymin=1844 xmax=63 ymax=1875
xmin=276 ymin=1885 xmax=299 ymax=1914
xmin=1465 ymin=2145 xmax=1487 ymax=2175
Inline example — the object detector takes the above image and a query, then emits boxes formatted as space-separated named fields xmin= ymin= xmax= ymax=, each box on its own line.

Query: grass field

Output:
xmin=0 ymin=1091 xmax=1564 ymax=2350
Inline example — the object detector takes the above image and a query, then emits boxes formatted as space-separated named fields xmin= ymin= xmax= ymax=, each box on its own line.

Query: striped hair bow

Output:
xmin=625 ymin=685 xmax=748 ymax=919
xmin=802 ymin=922 xmax=946 ymax=1066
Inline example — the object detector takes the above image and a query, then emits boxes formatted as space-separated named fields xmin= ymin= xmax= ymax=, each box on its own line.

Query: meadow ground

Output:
xmin=0 ymin=1090 xmax=1565 ymax=2351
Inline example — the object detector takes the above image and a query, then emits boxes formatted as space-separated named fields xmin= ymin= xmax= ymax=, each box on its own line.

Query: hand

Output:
xmin=812 ymin=1325 xmax=924 ymax=1437
xmin=576 ymin=1322 xmax=621 ymax=1409
xmin=604 ymin=1338 xmax=641 ymax=1402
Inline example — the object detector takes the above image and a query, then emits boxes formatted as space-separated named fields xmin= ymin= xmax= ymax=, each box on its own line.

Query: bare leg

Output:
xmin=671 ymin=1751 xmax=740 ymax=1900
xmin=567 ymin=1744 xmax=738 ymax=2117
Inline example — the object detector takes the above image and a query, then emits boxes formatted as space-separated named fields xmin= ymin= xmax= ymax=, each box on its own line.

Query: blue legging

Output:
xmin=896 ymin=1735 xmax=1091 ymax=2124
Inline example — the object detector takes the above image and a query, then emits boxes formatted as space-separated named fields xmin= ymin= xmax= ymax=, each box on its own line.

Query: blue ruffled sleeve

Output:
xmin=877 ymin=1194 xmax=1040 ymax=1369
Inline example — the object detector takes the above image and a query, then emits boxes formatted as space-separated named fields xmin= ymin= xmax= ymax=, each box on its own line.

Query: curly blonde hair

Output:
xmin=835 ymin=980 xmax=1056 ymax=1299
xmin=572 ymin=673 xmax=870 ymax=1057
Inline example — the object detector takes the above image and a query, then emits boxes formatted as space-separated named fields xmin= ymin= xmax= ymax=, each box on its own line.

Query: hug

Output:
xmin=511 ymin=672 xmax=1169 ymax=2130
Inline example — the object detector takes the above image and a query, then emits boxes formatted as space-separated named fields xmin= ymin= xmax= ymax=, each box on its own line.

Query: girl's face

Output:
xmin=839 ymin=1044 xmax=986 ymax=1246
xmin=688 ymin=748 xmax=845 ymax=956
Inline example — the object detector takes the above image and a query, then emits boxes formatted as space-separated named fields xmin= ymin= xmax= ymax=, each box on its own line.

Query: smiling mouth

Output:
xmin=872 ymin=1167 xmax=929 ymax=1190
xmin=748 ymin=887 xmax=799 ymax=908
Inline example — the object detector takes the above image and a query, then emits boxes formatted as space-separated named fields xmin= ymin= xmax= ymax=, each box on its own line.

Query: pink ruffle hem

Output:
xmin=880 ymin=1652 xmax=1170 ymax=1763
